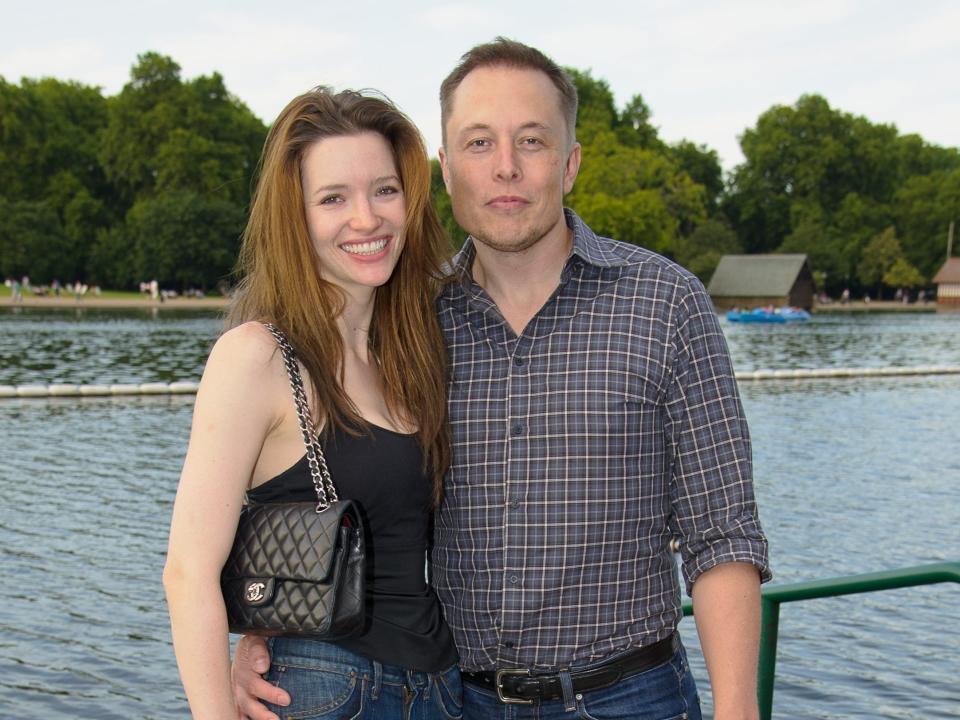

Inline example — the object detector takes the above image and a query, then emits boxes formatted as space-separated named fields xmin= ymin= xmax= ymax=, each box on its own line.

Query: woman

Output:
xmin=163 ymin=87 xmax=460 ymax=719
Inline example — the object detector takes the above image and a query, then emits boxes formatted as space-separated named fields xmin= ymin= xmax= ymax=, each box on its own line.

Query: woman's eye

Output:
xmin=319 ymin=195 xmax=342 ymax=205
xmin=377 ymin=185 xmax=400 ymax=196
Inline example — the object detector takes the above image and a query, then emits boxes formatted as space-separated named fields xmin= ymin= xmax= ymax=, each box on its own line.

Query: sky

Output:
xmin=2 ymin=0 xmax=958 ymax=171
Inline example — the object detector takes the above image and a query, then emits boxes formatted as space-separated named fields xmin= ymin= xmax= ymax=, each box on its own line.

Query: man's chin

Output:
xmin=471 ymin=223 xmax=546 ymax=254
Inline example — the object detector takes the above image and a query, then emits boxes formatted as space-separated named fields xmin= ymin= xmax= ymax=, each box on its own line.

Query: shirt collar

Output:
xmin=450 ymin=208 xmax=632 ymax=285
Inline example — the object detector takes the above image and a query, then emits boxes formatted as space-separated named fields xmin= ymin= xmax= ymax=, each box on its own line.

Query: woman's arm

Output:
xmin=163 ymin=323 xmax=283 ymax=719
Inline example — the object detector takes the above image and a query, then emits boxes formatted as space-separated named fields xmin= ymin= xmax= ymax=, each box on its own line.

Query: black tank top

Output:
xmin=247 ymin=423 xmax=458 ymax=672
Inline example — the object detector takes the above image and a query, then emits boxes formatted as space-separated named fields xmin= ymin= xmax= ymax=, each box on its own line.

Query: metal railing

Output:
xmin=681 ymin=560 xmax=960 ymax=719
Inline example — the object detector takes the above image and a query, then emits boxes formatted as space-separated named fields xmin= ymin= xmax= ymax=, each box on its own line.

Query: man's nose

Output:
xmin=493 ymin=145 xmax=521 ymax=181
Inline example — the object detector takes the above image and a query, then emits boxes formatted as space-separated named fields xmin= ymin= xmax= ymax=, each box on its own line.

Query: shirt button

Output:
xmin=510 ymin=423 xmax=523 ymax=436
xmin=514 ymin=356 xmax=525 ymax=366
xmin=510 ymin=575 xmax=519 ymax=584
xmin=509 ymin=498 xmax=520 ymax=509
xmin=503 ymin=641 xmax=515 ymax=649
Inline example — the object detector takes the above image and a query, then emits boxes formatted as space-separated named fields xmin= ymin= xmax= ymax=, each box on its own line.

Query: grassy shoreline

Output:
xmin=2 ymin=290 xmax=228 ymax=310
xmin=0 ymin=291 xmax=938 ymax=313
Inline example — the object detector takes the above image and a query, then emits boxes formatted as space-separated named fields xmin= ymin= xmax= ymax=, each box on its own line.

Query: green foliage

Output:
xmin=726 ymin=93 xmax=960 ymax=294
xmin=857 ymin=227 xmax=905 ymax=296
xmin=884 ymin=257 xmax=924 ymax=289
xmin=430 ymin=159 xmax=467 ymax=249
xmin=99 ymin=53 xmax=265 ymax=208
xmin=564 ymin=71 xmax=710 ymax=259
xmin=672 ymin=219 xmax=742 ymax=283
xmin=670 ymin=141 xmax=724 ymax=213
xmin=130 ymin=191 xmax=245 ymax=289
xmin=0 ymin=52 xmax=267 ymax=289
xmin=0 ymin=198 xmax=68 ymax=280
xmin=5 ymin=55 xmax=958 ymax=297
xmin=892 ymin=168 xmax=960 ymax=278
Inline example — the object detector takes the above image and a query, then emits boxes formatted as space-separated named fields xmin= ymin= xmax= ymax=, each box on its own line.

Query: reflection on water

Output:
xmin=1 ymin=310 xmax=959 ymax=718
xmin=721 ymin=311 xmax=960 ymax=371
xmin=1 ymin=308 xmax=959 ymax=387
xmin=0 ymin=308 xmax=221 ymax=385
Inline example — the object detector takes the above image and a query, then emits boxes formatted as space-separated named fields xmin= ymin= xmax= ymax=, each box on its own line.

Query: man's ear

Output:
xmin=438 ymin=146 xmax=452 ymax=194
xmin=563 ymin=142 xmax=581 ymax=195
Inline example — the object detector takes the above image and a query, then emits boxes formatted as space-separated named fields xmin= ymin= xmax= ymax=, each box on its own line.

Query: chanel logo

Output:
xmin=245 ymin=582 xmax=267 ymax=602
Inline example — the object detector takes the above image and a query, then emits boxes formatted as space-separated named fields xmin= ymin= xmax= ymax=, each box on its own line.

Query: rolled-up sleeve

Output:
xmin=664 ymin=276 xmax=772 ymax=595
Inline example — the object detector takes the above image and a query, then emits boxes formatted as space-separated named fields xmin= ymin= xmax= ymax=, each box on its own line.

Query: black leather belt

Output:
xmin=461 ymin=634 xmax=676 ymax=705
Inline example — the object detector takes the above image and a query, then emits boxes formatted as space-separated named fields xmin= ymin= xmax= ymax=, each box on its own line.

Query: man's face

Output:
xmin=439 ymin=66 xmax=580 ymax=254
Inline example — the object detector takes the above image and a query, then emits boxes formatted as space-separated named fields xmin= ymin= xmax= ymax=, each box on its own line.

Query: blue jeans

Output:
xmin=264 ymin=638 xmax=463 ymax=719
xmin=462 ymin=646 xmax=701 ymax=720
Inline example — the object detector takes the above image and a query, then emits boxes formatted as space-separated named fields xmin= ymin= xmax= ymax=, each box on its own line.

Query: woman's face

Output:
xmin=301 ymin=132 xmax=406 ymax=299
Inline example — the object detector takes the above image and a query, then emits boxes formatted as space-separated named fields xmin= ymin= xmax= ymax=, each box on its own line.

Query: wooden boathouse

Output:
xmin=707 ymin=254 xmax=815 ymax=311
xmin=932 ymin=257 xmax=960 ymax=308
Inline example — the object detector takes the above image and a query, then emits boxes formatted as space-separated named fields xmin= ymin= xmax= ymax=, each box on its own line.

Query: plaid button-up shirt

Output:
xmin=432 ymin=209 xmax=771 ymax=672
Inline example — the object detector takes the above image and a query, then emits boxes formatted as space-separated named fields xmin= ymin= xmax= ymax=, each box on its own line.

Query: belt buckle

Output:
xmin=495 ymin=668 xmax=534 ymax=705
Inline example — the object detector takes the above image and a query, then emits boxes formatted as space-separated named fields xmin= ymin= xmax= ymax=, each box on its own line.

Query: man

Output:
xmin=234 ymin=38 xmax=770 ymax=719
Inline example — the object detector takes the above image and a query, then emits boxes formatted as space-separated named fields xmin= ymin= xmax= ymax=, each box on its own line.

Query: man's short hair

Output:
xmin=440 ymin=37 xmax=578 ymax=148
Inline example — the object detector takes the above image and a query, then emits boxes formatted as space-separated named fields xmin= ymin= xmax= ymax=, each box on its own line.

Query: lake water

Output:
xmin=1 ymin=308 xmax=958 ymax=719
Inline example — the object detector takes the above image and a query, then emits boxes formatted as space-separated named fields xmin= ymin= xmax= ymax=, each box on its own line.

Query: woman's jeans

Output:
xmin=264 ymin=638 xmax=463 ymax=719
xmin=461 ymin=646 xmax=701 ymax=720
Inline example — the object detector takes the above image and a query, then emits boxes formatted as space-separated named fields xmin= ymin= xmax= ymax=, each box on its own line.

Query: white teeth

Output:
xmin=342 ymin=238 xmax=388 ymax=256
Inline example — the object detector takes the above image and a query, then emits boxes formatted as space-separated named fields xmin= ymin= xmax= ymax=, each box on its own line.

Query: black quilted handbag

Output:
xmin=220 ymin=324 xmax=365 ymax=638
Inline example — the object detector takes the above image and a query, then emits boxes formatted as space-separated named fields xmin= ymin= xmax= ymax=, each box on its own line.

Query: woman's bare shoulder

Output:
xmin=201 ymin=321 xmax=285 ymax=389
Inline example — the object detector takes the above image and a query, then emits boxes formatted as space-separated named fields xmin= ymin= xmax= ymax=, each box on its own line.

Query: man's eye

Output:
xmin=468 ymin=138 xmax=489 ymax=148
xmin=521 ymin=137 xmax=543 ymax=146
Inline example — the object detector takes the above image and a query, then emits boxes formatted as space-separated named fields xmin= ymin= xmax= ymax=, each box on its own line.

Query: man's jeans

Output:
xmin=462 ymin=645 xmax=701 ymax=720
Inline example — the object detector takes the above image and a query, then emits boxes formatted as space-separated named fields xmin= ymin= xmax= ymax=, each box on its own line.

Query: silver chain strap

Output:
xmin=263 ymin=323 xmax=339 ymax=512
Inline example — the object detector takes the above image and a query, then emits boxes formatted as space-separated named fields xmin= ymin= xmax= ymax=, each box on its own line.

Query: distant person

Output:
xmin=163 ymin=87 xmax=459 ymax=719
xmin=841 ymin=288 xmax=850 ymax=304
xmin=11 ymin=278 xmax=23 ymax=304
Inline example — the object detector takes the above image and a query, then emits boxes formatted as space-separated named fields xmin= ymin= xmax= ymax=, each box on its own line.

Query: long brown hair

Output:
xmin=229 ymin=87 xmax=451 ymax=504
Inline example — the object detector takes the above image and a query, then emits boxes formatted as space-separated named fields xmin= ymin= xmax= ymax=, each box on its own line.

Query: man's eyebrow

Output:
xmin=456 ymin=121 xmax=555 ymax=136
xmin=457 ymin=123 xmax=493 ymax=137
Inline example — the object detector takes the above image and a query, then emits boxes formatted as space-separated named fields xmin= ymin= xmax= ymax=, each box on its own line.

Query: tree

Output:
xmin=111 ymin=191 xmax=245 ymax=290
xmin=884 ymin=257 xmax=924 ymax=290
xmin=562 ymin=71 xmax=711 ymax=257
xmin=672 ymin=218 xmax=742 ymax=283
xmin=670 ymin=141 xmax=723 ymax=214
xmin=726 ymin=94 xmax=899 ymax=255
xmin=99 ymin=54 xmax=265 ymax=208
xmin=430 ymin=158 xmax=466 ymax=248
xmin=857 ymin=227 xmax=904 ymax=298
xmin=893 ymin=168 xmax=960 ymax=278
xmin=0 ymin=198 xmax=65 ymax=281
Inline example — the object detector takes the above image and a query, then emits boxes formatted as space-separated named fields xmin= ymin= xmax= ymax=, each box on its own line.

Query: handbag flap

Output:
xmin=221 ymin=500 xmax=359 ymax=583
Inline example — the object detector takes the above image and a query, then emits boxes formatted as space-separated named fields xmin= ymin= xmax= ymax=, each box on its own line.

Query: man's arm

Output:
xmin=691 ymin=562 xmax=762 ymax=720
xmin=232 ymin=635 xmax=290 ymax=720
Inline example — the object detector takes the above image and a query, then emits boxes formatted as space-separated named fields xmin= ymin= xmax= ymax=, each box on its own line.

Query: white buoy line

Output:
xmin=1 ymin=366 xmax=959 ymax=399
xmin=0 ymin=382 xmax=200 ymax=398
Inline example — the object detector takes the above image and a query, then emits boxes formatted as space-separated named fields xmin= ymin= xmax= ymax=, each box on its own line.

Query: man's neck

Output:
xmin=470 ymin=224 xmax=573 ymax=336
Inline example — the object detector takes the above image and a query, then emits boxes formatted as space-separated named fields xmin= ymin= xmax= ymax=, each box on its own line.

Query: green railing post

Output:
xmin=757 ymin=597 xmax=781 ymax=720
xmin=681 ymin=561 xmax=959 ymax=719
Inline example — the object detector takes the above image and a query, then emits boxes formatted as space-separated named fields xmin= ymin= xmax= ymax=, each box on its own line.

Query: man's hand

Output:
xmin=231 ymin=635 xmax=290 ymax=720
